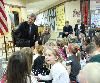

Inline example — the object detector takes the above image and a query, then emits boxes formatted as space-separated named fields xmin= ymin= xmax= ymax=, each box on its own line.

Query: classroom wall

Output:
xmin=20 ymin=8 xmax=27 ymax=21
xmin=65 ymin=0 xmax=81 ymax=28
xmin=6 ymin=0 xmax=27 ymax=21
xmin=35 ymin=0 xmax=80 ymax=31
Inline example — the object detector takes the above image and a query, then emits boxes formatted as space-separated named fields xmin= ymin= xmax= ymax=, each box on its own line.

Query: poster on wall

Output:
xmin=35 ymin=13 xmax=44 ymax=26
xmin=90 ymin=0 xmax=100 ymax=27
xmin=48 ymin=8 xmax=56 ymax=31
xmin=91 ymin=13 xmax=100 ymax=27
xmin=35 ymin=8 xmax=56 ymax=31
xmin=73 ymin=9 xmax=80 ymax=17
xmin=56 ymin=4 xmax=65 ymax=30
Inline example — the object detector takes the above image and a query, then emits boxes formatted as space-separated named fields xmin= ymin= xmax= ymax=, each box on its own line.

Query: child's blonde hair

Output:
xmin=21 ymin=47 xmax=33 ymax=74
xmin=56 ymin=38 xmax=64 ymax=47
xmin=63 ymin=37 xmax=69 ymax=46
xmin=35 ymin=45 xmax=44 ymax=55
xmin=44 ymin=41 xmax=57 ymax=49
xmin=44 ymin=47 xmax=63 ymax=62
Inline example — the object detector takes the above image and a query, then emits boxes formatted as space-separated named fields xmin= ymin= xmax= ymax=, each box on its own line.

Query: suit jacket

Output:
xmin=63 ymin=25 xmax=73 ymax=34
xmin=74 ymin=23 xmax=85 ymax=35
xmin=62 ymin=25 xmax=73 ymax=38
xmin=15 ymin=21 xmax=38 ymax=47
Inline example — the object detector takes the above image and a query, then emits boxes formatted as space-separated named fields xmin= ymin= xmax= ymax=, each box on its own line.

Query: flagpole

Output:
xmin=4 ymin=36 xmax=8 ymax=61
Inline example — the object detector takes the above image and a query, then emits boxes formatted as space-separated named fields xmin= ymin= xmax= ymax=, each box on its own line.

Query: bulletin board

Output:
xmin=91 ymin=13 xmax=100 ymax=27
xmin=56 ymin=4 xmax=65 ymax=30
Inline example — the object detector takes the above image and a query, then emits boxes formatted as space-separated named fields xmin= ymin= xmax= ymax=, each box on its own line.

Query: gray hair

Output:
xmin=29 ymin=13 xmax=36 ymax=20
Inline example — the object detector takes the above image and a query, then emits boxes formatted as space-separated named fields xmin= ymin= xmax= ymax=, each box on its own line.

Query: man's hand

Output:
xmin=65 ymin=32 xmax=68 ymax=35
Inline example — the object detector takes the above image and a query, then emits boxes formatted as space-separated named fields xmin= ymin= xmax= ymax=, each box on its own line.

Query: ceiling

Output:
xmin=26 ymin=0 xmax=60 ymax=14
xmin=26 ymin=0 xmax=77 ymax=14
xmin=26 ymin=0 xmax=44 ymax=3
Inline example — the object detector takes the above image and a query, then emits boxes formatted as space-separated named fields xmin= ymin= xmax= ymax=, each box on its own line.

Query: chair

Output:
xmin=2 ymin=37 xmax=14 ymax=55
xmin=7 ymin=41 xmax=14 ymax=52
xmin=2 ymin=42 xmax=9 ymax=55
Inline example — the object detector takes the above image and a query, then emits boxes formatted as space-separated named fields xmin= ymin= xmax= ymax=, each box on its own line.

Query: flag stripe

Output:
xmin=0 ymin=1 xmax=5 ymax=13
xmin=0 ymin=7 xmax=7 ymax=21
xmin=0 ymin=28 xmax=4 ymax=35
xmin=0 ymin=1 xmax=7 ymax=21
xmin=0 ymin=0 xmax=4 ymax=6
xmin=0 ymin=12 xmax=8 ymax=28
xmin=0 ymin=23 xmax=8 ymax=34
xmin=0 ymin=0 xmax=8 ymax=37
xmin=0 ymin=17 xmax=8 ymax=32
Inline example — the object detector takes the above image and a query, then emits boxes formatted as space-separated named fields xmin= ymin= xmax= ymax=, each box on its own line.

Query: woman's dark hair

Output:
xmin=35 ymin=45 xmax=44 ymax=55
xmin=7 ymin=51 xmax=28 ymax=83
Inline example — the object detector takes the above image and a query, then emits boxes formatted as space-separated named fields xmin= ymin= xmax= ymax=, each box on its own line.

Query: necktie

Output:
xmin=29 ymin=26 xmax=32 ymax=35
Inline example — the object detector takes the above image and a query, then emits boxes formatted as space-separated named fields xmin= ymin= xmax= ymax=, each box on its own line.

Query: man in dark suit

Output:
xmin=74 ymin=19 xmax=86 ymax=37
xmin=15 ymin=13 xmax=38 ymax=47
xmin=62 ymin=21 xmax=73 ymax=38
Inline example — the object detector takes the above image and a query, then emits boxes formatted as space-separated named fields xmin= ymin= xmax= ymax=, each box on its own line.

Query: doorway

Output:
xmin=12 ymin=11 xmax=19 ymax=27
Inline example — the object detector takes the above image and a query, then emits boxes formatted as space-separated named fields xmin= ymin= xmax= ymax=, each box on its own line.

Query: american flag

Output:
xmin=0 ymin=0 xmax=8 ymax=37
